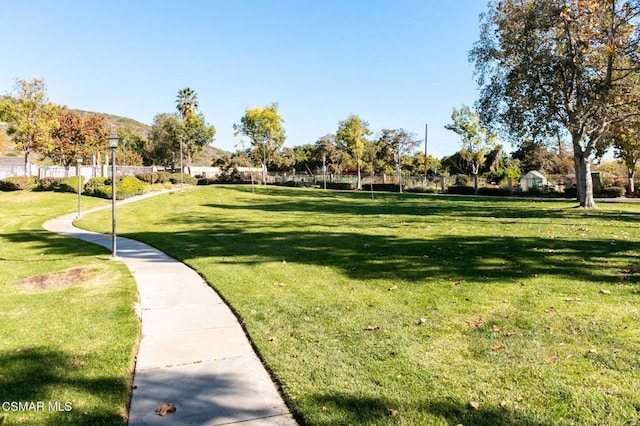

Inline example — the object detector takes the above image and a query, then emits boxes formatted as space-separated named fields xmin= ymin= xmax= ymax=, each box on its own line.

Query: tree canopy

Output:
xmin=471 ymin=0 xmax=640 ymax=207
xmin=336 ymin=114 xmax=371 ymax=190
xmin=233 ymin=102 xmax=286 ymax=183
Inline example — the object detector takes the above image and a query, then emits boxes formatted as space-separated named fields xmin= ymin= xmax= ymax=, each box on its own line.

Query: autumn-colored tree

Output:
xmin=336 ymin=115 xmax=371 ymax=190
xmin=0 ymin=77 xmax=59 ymax=175
xmin=49 ymin=108 xmax=109 ymax=172
xmin=234 ymin=103 xmax=286 ymax=183
xmin=471 ymin=0 xmax=640 ymax=208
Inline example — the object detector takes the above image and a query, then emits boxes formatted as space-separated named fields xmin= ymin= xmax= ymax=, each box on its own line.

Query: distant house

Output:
xmin=519 ymin=170 xmax=547 ymax=191
xmin=0 ymin=156 xmax=38 ymax=179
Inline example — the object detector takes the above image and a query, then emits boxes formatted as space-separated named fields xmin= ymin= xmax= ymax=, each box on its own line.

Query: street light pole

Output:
xmin=77 ymin=156 xmax=83 ymax=218
xmin=108 ymin=134 xmax=119 ymax=259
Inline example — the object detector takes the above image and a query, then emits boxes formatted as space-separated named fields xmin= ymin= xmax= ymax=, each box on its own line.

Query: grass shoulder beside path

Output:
xmin=0 ymin=192 xmax=139 ymax=425
xmin=78 ymin=185 xmax=640 ymax=425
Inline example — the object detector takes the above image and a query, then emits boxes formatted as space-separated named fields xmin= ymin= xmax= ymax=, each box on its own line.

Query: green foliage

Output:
xmin=447 ymin=185 xmax=477 ymax=195
xmin=169 ymin=173 xmax=198 ymax=185
xmin=0 ymin=175 xmax=37 ymax=191
xmin=325 ymin=182 xmax=355 ymax=190
xmin=58 ymin=175 xmax=85 ymax=193
xmin=34 ymin=177 xmax=64 ymax=191
xmin=336 ymin=115 xmax=371 ymax=189
xmin=599 ymin=186 xmax=626 ymax=198
xmin=116 ymin=176 xmax=148 ymax=199
xmin=454 ymin=174 xmax=472 ymax=186
xmin=135 ymin=171 xmax=171 ymax=184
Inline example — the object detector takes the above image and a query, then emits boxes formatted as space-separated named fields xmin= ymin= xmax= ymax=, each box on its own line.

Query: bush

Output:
xmin=136 ymin=171 xmax=172 ymax=184
xmin=85 ymin=177 xmax=108 ymax=196
xmin=169 ymin=173 xmax=198 ymax=185
xmin=58 ymin=176 xmax=85 ymax=193
xmin=117 ymin=176 xmax=148 ymax=199
xmin=34 ymin=177 xmax=65 ymax=192
xmin=361 ymin=184 xmax=400 ymax=192
xmin=447 ymin=185 xmax=476 ymax=195
xmin=0 ymin=176 xmax=37 ymax=191
xmin=599 ymin=186 xmax=626 ymax=198
xmin=326 ymin=182 xmax=355 ymax=190
xmin=454 ymin=174 xmax=472 ymax=186
xmin=197 ymin=177 xmax=218 ymax=186
xmin=477 ymin=187 xmax=510 ymax=197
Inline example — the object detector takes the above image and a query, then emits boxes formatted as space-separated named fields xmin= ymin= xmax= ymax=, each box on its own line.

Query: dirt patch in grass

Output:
xmin=18 ymin=267 xmax=97 ymax=290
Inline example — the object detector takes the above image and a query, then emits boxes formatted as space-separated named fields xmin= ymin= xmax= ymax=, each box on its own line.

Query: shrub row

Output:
xmin=135 ymin=171 xmax=171 ymax=184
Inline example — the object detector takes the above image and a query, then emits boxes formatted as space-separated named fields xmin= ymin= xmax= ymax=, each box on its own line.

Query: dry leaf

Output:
xmin=491 ymin=344 xmax=506 ymax=351
xmin=416 ymin=318 xmax=427 ymax=325
xmin=388 ymin=285 xmax=399 ymax=291
xmin=386 ymin=408 xmax=399 ymax=416
xmin=588 ymin=348 xmax=598 ymax=354
xmin=545 ymin=307 xmax=556 ymax=313
xmin=322 ymin=405 xmax=328 ymax=412
xmin=156 ymin=403 xmax=177 ymax=416
xmin=466 ymin=320 xmax=485 ymax=328
xmin=599 ymin=289 xmax=611 ymax=295
xmin=469 ymin=401 xmax=481 ymax=410
xmin=281 ymin=260 xmax=287 ymax=265
xmin=499 ymin=400 xmax=507 ymax=410
xmin=366 ymin=324 xmax=380 ymax=331
xmin=564 ymin=297 xmax=582 ymax=302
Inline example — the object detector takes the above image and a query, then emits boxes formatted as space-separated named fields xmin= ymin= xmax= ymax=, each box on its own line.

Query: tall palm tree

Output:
xmin=176 ymin=87 xmax=198 ymax=119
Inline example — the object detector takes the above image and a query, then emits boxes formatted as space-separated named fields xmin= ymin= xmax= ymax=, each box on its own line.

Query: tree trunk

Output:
xmin=261 ymin=161 xmax=267 ymax=185
xmin=574 ymin=149 xmax=596 ymax=208
xmin=356 ymin=163 xmax=362 ymax=190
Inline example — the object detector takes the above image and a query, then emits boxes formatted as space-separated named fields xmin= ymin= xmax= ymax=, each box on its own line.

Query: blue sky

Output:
xmin=0 ymin=1 xmax=489 ymax=158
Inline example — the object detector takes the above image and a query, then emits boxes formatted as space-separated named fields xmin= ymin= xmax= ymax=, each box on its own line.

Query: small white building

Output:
xmin=519 ymin=170 xmax=547 ymax=191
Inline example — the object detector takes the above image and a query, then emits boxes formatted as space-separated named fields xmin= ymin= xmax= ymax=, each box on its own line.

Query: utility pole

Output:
xmin=424 ymin=123 xmax=428 ymax=185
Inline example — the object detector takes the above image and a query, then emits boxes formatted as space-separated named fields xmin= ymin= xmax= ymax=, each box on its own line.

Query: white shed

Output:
xmin=519 ymin=170 xmax=547 ymax=191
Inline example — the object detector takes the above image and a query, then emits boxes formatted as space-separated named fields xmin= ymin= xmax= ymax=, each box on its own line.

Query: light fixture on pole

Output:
xmin=77 ymin=156 xmax=83 ymax=218
xmin=107 ymin=134 xmax=119 ymax=259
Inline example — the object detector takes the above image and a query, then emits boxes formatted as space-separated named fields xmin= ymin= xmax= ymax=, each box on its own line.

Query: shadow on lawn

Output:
xmin=0 ymin=347 xmax=128 ymax=425
xmin=306 ymin=392 xmax=548 ymax=426
xmin=126 ymin=218 xmax=639 ymax=284
xmin=216 ymin=186 xmax=640 ymax=224
xmin=0 ymin=230 xmax=108 ymax=261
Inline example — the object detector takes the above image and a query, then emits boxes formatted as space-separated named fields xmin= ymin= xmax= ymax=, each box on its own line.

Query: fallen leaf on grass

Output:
xmin=388 ymin=285 xmax=398 ymax=291
xmin=599 ymin=289 xmax=611 ymax=295
xmin=416 ymin=318 xmax=427 ymax=325
xmin=466 ymin=320 xmax=485 ymax=328
xmin=469 ymin=401 xmax=481 ymax=410
xmin=545 ymin=307 xmax=556 ymax=313
xmin=366 ymin=324 xmax=380 ymax=331
xmin=156 ymin=403 xmax=177 ymax=416
xmin=588 ymin=348 xmax=598 ymax=355
xmin=386 ymin=408 xmax=399 ymax=416
xmin=564 ymin=297 xmax=582 ymax=302
xmin=281 ymin=260 xmax=287 ymax=265
xmin=499 ymin=400 xmax=507 ymax=410
xmin=491 ymin=344 xmax=506 ymax=351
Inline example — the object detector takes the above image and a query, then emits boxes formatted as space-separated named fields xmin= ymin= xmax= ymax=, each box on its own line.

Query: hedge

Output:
xmin=169 ymin=173 xmax=198 ymax=185
xmin=0 ymin=176 xmax=37 ymax=191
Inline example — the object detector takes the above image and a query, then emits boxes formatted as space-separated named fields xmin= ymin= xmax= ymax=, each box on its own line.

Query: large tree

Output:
xmin=605 ymin=119 xmax=640 ymax=193
xmin=336 ymin=114 xmax=371 ymax=190
xmin=445 ymin=105 xmax=496 ymax=194
xmin=376 ymin=128 xmax=419 ymax=192
xmin=233 ymin=102 xmax=286 ymax=183
xmin=0 ymin=77 xmax=59 ymax=175
xmin=181 ymin=112 xmax=216 ymax=174
xmin=49 ymin=108 xmax=109 ymax=171
xmin=471 ymin=0 xmax=640 ymax=208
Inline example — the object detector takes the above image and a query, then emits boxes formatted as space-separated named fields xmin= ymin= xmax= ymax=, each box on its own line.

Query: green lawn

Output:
xmin=0 ymin=192 xmax=139 ymax=425
xmin=78 ymin=185 xmax=640 ymax=425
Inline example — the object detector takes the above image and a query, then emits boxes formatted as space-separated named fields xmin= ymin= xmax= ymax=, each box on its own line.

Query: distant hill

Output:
xmin=0 ymin=107 xmax=229 ymax=166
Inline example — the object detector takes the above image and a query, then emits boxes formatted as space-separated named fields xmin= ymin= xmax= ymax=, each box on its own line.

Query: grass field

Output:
xmin=77 ymin=185 xmax=640 ymax=425
xmin=0 ymin=192 xmax=139 ymax=425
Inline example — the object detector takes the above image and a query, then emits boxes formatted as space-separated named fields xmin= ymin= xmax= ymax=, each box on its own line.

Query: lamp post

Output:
xmin=107 ymin=134 xmax=119 ymax=259
xmin=77 ymin=156 xmax=83 ymax=218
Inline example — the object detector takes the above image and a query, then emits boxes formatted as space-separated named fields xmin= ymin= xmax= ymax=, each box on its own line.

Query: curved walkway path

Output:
xmin=43 ymin=192 xmax=296 ymax=425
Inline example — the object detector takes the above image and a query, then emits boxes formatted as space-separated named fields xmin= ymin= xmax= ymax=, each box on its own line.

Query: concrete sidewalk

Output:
xmin=43 ymin=195 xmax=297 ymax=425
